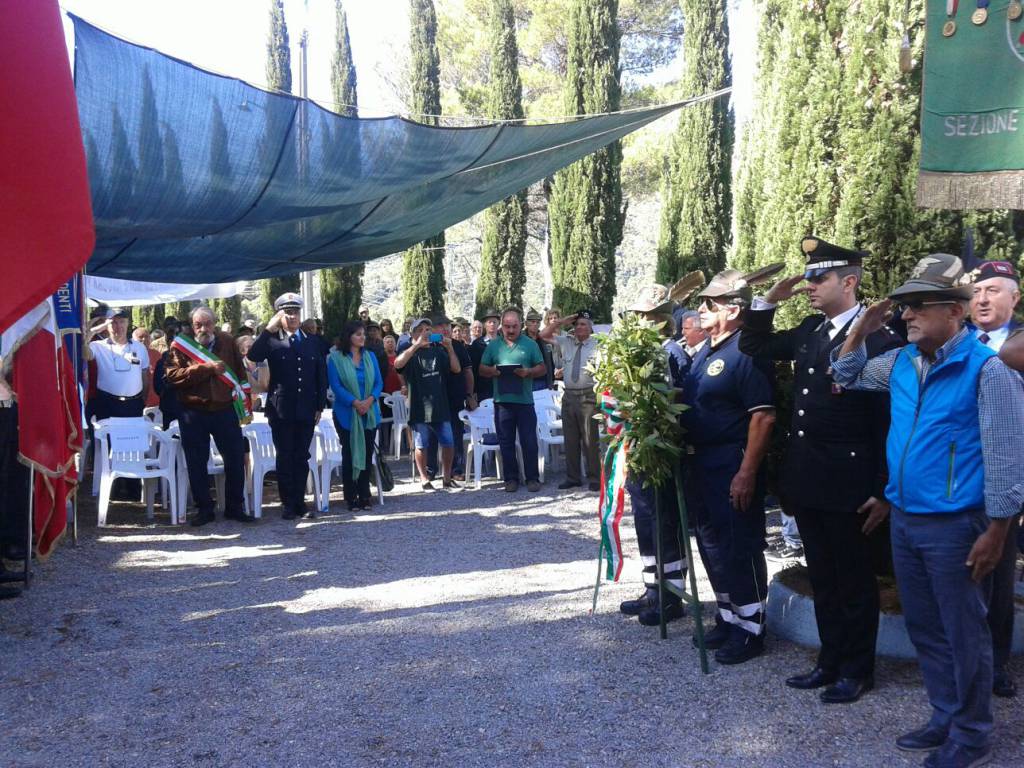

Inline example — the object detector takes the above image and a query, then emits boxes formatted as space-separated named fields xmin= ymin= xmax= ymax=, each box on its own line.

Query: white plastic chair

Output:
xmin=315 ymin=420 xmax=344 ymax=512
xmin=92 ymin=416 xmax=152 ymax=496
xmin=95 ymin=420 xmax=179 ymax=526
xmin=461 ymin=407 xmax=504 ymax=489
xmin=383 ymin=392 xmax=412 ymax=459
xmin=143 ymin=406 xmax=162 ymax=425
xmin=535 ymin=403 xmax=565 ymax=483
xmin=243 ymin=422 xmax=276 ymax=519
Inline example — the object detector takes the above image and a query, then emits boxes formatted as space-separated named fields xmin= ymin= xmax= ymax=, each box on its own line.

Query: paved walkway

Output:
xmin=1 ymin=466 xmax=1022 ymax=767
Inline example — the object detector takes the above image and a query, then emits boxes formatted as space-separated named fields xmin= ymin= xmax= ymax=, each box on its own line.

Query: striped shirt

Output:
xmin=830 ymin=327 xmax=1024 ymax=518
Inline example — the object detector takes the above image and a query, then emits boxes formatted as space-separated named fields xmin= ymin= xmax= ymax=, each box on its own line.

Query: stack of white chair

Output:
xmin=460 ymin=399 xmax=504 ymax=490
xmin=535 ymin=402 xmax=565 ymax=483
xmin=382 ymin=392 xmax=411 ymax=460
xmin=93 ymin=417 xmax=179 ymax=526
xmin=242 ymin=421 xmax=319 ymax=518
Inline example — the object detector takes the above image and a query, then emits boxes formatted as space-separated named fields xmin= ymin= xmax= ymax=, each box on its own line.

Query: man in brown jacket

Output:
xmin=165 ymin=306 xmax=253 ymax=527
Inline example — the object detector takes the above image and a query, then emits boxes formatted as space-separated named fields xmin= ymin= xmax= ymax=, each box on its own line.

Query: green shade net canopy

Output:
xmin=72 ymin=16 xmax=714 ymax=283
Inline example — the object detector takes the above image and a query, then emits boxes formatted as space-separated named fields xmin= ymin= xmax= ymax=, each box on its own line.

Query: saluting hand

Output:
xmin=265 ymin=310 xmax=286 ymax=333
xmin=857 ymin=496 xmax=890 ymax=535
xmin=853 ymin=299 xmax=893 ymax=337
xmin=764 ymin=275 xmax=809 ymax=305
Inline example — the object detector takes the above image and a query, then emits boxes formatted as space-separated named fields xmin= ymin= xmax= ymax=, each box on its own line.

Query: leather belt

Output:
xmin=98 ymin=390 xmax=143 ymax=402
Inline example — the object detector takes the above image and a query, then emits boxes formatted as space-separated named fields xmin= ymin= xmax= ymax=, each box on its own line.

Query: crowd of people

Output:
xmin=4 ymin=241 xmax=1022 ymax=767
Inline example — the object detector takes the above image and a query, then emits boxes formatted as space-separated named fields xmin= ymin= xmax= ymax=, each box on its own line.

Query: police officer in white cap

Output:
xmin=248 ymin=292 xmax=328 ymax=520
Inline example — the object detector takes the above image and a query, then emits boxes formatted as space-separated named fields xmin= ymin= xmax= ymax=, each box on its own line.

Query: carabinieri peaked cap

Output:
xmin=801 ymin=236 xmax=869 ymax=279
xmin=889 ymin=253 xmax=974 ymax=300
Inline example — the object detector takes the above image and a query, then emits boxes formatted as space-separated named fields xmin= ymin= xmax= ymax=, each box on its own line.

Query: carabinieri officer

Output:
xmin=683 ymin=268 xmax=777 ymax=665
xmin=248 ymin=292 xmax=328 ymax=520
xmin=740 ymin=237 xmax=902 ymax=702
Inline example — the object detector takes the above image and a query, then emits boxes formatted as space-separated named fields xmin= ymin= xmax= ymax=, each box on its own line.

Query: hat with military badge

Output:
xmin=525 ymin=307 xmax=543 ymax=322
xmin=801 ymin=236 xmax=869 ymax=279
xmin=699 ymin=263 xmax=786 ymax=307
xmin=274 ymin=292 xmax=304 ymax=311
xmin=480 ymin=308 xmax=501 ymax=322
xmin=889 ymin=253 xmax=973 ymax=300
xmin=575 ymin=308 xmax=594 ymax=321
xmin=972 ymin=260 xmax=1020 ymax=283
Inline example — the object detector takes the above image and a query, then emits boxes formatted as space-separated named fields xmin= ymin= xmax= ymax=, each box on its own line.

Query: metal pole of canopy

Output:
xmin=298 ymin=25 xmax=315 ymax=316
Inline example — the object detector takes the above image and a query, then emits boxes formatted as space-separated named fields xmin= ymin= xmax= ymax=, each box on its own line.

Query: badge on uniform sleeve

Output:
xmin=707 ymin=359 xmax=725 ymax=377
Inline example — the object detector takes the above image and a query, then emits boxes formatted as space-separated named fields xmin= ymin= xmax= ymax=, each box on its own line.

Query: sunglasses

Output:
xmin=701 ymin=298 xmax=730 ymax=311
xmin=895 ymin=299 xmax=957 ymax=314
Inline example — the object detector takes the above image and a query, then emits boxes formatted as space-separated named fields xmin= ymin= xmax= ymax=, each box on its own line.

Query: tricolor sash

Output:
xmin=597 ymin=390 xmax=628 ymax=581
xmin=171 ymin=335 xmax=252 ymax=424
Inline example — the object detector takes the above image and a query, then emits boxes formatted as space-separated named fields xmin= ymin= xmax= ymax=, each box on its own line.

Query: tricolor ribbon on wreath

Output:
xmin=597 ymin=390 xmax=628 ymax=582
xmin=170 ymin=335 xmax=252 ymax=425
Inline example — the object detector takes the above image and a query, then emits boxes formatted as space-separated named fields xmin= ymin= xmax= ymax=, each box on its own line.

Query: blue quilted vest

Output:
xmin=885 ymin=334 xmax=995 ymax=514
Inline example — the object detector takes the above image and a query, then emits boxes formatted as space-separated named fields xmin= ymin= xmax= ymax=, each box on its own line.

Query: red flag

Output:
xmin=0 ymin=1 xmax=94 ymax=334
xmin=10 ymin=310 xmax=81 ymax=560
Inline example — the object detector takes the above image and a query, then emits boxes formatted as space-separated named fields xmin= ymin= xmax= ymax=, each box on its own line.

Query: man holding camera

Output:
xmin=394 ymin=316 xmax=463 ymax=491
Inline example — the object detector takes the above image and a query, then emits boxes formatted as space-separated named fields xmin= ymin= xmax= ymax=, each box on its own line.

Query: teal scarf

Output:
xmin=330 ymin=350 xmax=379 ymax=479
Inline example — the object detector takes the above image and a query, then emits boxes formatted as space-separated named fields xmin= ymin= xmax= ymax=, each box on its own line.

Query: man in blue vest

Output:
xmin=831 ymin=254 xmax=1024 ymax=768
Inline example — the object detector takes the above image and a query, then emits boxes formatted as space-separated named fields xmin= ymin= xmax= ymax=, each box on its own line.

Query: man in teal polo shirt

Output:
xmin=479 ymin=308 xmax=546 ymax=492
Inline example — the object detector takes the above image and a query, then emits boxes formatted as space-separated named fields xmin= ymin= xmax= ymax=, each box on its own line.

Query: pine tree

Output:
xmin=320 ymin=0 xmax=365 ymax=335
xmin=475 ymin=0 xmax=528 ymax=318
xmin=655 ymin=0 xmax=732 ymax=283
xmin=548 ymin=0 xmax=625 ymax=322
xmin=261 ymin=0 xmax=298 ymax=314
xmin=402 ymin=0 xmax=447 ymax=318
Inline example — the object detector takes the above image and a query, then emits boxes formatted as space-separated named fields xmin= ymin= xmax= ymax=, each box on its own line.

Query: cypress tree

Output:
xmin=655 ymin=0 xmax=732 ymax=283
xmin=402 ymin=0 xmax=447 ymax=318
xmin=475 ymin=0 xmax=528 ymax=318
xmin=133 ymin=304 xmax=164 ymax=331
xmin=548 ymin=0 xmax=625 ymax=322
xmin=320 ymin=0 xmax=365 ymax=334
xmin=261 ymin=0 xmax=298 ymax=314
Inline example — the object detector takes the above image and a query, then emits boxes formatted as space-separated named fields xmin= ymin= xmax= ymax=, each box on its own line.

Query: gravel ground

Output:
xmin=1 ymin=464 xmax=1022 ymax=768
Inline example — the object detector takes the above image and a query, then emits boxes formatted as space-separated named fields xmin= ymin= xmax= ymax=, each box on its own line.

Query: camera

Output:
xmin=429 ymin=333 xmax=443 ymax=344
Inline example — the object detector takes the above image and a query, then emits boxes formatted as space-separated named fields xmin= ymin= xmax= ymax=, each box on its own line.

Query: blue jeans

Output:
xmin=178 ymin=406 xmax=245 ymax=515
xmin=890 ymin=506 xmax=993 ymax=749
xmin=494 ymin=401 xmax=538 ymax=483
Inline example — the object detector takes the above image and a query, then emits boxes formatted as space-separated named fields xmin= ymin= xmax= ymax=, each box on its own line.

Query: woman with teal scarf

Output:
xmin=328 ymin=321 xmax=383 ymax=511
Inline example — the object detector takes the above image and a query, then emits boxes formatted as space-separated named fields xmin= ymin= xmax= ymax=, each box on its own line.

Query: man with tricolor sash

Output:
xmin=165 ymin=306 xmax=253 ymax=527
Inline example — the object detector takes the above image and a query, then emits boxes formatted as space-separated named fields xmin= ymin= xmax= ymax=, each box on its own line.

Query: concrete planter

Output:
xmin=766 ymin=576 xmax=1024 ymax=660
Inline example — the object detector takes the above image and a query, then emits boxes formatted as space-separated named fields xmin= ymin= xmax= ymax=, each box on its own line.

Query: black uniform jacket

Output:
xmin=740 ymin=307 xmax=903 ymax=512
xmin=247 ymin=329 xmax=328 ymax=422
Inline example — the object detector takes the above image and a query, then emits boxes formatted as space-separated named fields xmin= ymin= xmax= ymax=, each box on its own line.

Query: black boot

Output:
xmin=619 ymin=587 xmax=658 ymax=616
xmin=714 ymin=625 xmax=765 ymax=665
xmin=693 ymin=618 xmax=731 ymax=650
xmin=638 ymin=597 xmax=685 ymax=626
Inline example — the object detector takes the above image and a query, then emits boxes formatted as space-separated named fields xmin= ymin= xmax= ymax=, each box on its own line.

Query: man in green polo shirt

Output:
xmin=479 ymin=308 xmax=546 ymax=492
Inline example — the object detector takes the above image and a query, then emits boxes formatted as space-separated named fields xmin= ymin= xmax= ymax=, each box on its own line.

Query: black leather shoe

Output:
xmin=0 ymin=568 xmax=26 ymax=584
xmin=714 ymin=629 xmax=765 ymax=665
xmin=189 ymin=511 xmax=215 ymax=527
xmin=896 ymin=725 xmax=948 ymax=752
xmin=993 ymin=667 xmax=1017 ymax=698
xmin=2 ymin=543 xmax=27 ymax=561
xmin=282 ymin=511 xmax=298 ymax=520
xmin=299 ymin=510 xmax=317 ymax=520
xmin=224 ymin=510 xmax=256 ymax=523
xmin=619 ymin=588 xmax=658 ymax=616
xmin=693 ymin=620 xmax=731 ymax=650
xmin=785 ymin=667 xmax=838 ymax=690
xmin=557 ymin=480 xmax=582 ymax=490
xmin=0 ymin=585 xmax=21 ymax=600
xmin=820 ymin=676 xmax=874 ymax=703
xmin=638 ymin=600 xmax=685 ymax=626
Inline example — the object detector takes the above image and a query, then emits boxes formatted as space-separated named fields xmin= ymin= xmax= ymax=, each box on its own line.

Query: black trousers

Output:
xmin=988 ymin=514 xmax=1021 ymax=671
xmin=336 ymin=420 xmax=376 ymax=504
xmin=178 ymin=407 xmax=246 ymax=516
xmin=794 ymin=504 xmax=881 ymax=678
xmin=0 ymin=405 xmax=30 ymax=548
xmin=268 ymin=414 xmax=315 ymax=515
xmin=627 ymin=475 xmax=685 ymax=597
